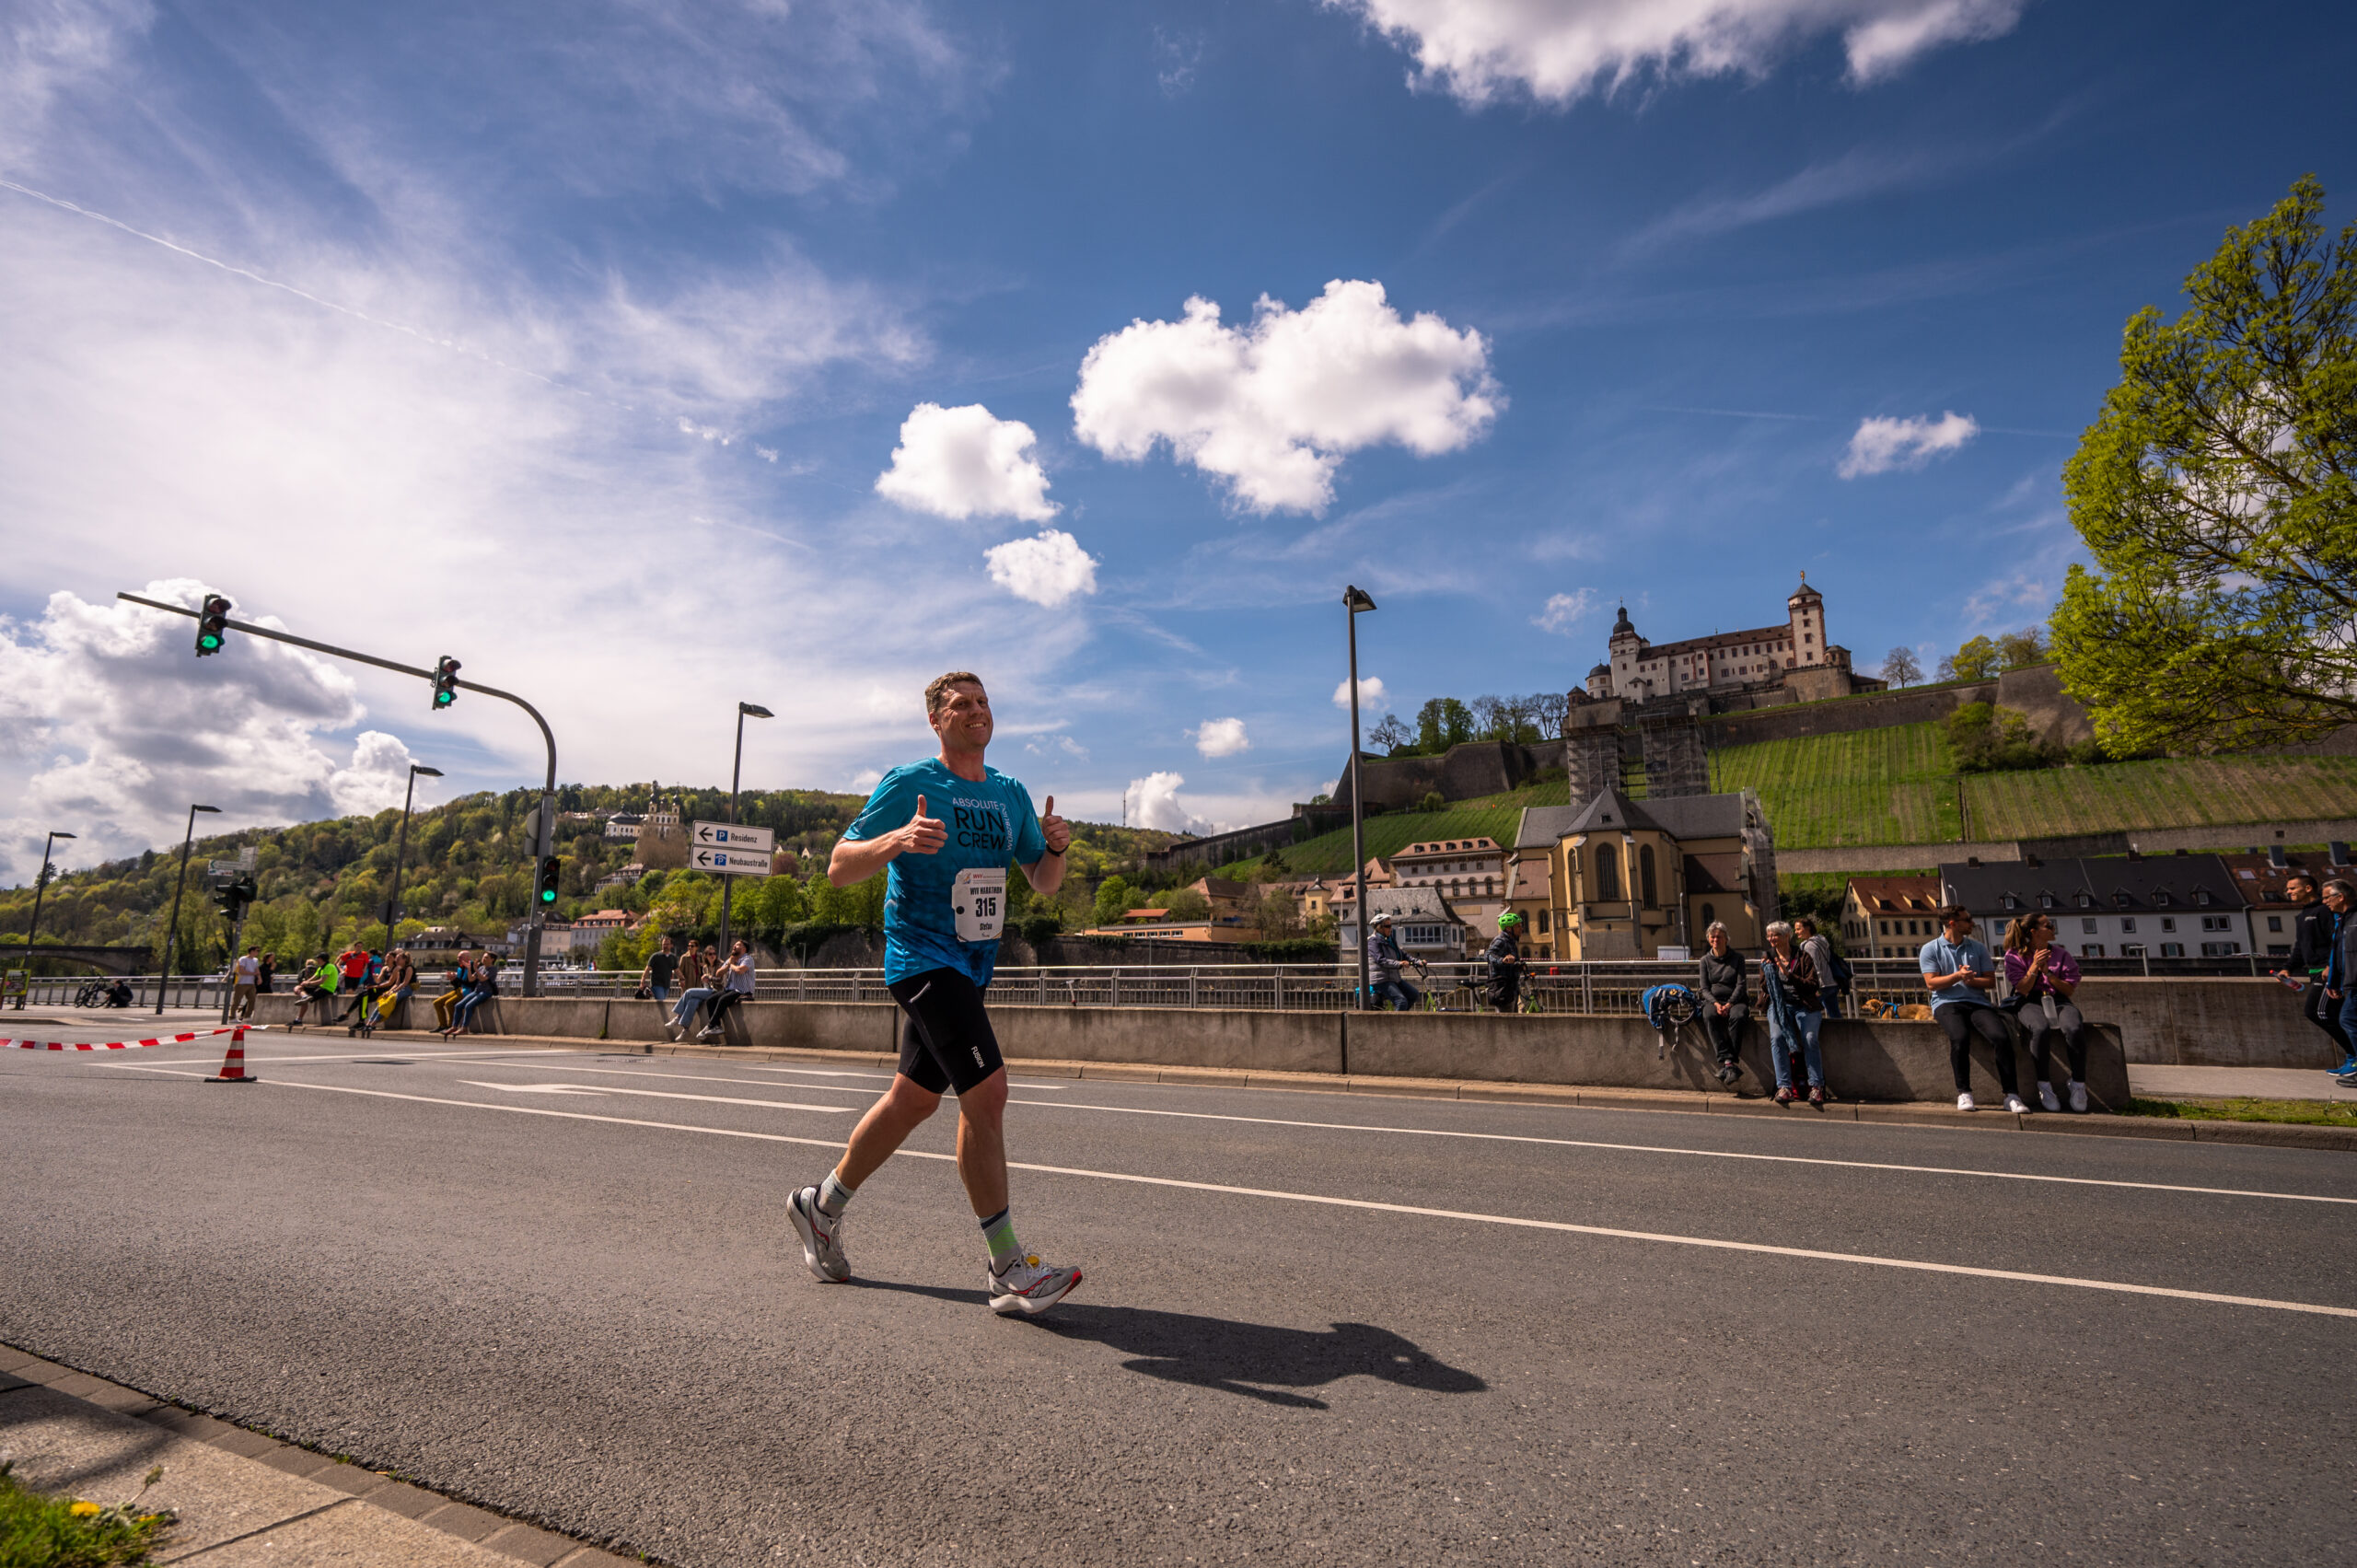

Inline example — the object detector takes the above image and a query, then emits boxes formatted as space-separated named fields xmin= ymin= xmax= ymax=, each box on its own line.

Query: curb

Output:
xmin=368 ymin=1029 xmax=2357 ymax=1154
xmin=0 ymin=1344 xmax=644 ymax=1566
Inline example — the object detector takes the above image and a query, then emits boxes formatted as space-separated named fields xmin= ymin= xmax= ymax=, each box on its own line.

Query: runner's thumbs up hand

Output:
xmin=1040 ymin=795 xmax=1071 ymax=855
xmin=900 ymin=793 xmax=947 ymax=856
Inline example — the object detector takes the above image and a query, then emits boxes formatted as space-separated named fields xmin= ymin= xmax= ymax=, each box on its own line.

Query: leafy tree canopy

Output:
xmin=2053 ymin=176 xmax=2357 ymax=753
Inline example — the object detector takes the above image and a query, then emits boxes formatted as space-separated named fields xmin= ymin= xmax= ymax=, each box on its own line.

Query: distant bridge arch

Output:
xmin=6 ymin=945 xmax=152 ymax=976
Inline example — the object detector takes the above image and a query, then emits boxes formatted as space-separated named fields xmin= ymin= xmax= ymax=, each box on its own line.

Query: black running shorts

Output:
xmin=889 ymin=968 xmax=1004 ymax=1096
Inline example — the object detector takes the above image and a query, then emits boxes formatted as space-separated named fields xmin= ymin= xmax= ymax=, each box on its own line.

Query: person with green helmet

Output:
xmin=1484 ymin=911 xmax=1525 ymax=1014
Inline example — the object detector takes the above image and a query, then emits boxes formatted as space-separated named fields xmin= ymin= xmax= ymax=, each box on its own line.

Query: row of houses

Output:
xmin=1846 ymin=846 xmax=2352 ymax=961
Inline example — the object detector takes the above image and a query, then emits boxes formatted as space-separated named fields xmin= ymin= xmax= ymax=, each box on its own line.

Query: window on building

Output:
xmin=2200 ymin=942 xmax=2241 ymax=957
xmin=1701 ymin=902 xmax=1716 ymax=928
xmin=2160 ymin=917 xmax=2177 ymax=933
xmin=2154 ymin=890 xmax=2173 ymax=907
xmin=2039 ymin=893 xmax=2056 ymax=909
xmin=2160 ymin=942 xmax=2185 ymax=958
xmin=2077 ymin=892 xmax=2094 ymax=908
xmin=2082 ymin=918 xmax=2097 ymax=934
xmin=2002 ymin=893 xmax=2019 ymax=911
xmin=2200 ymin=916 xmax=2229 ymax=932
xmin=2083 ymin=944 xmax=2106 ymax=958
xmin=2269 ymin=915 xmax=2284 ymax=933
xmin=1595 ymin=842 xmax=1620 ymax=903
xmin=2120 ymin=918 xmax=2137 ymax=933
xmin=1640 ymin=844 xmax=1657 ymax=908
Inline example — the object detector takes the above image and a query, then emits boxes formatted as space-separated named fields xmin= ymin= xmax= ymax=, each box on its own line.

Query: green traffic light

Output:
xmin=199 ymin=633 xmax=221 ymax=650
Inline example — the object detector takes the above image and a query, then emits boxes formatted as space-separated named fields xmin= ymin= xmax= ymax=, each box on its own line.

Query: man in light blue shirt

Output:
xmin=784 ymin=671 xmax=1082 ymax=1318
xmin=1920 ymin=905 xmax=2025 ymax=1113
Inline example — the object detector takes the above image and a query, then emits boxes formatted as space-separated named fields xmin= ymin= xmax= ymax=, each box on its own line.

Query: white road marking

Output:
xmin=457 ymin=1062 xmax=880 ymax=1094
xmin=106 ymin=1066 xmax=2357 ymax=1319
xmin=457 ymin=1081 xmax=848 ymax=1113
xmin=743 ymin=1063 xmax=1071 ymax=1090
xmin=1001 ymin=1098 xmax=2357 ymax=1208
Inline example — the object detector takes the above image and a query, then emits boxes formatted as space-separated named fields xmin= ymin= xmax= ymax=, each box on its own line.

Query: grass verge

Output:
xmin=0 ymin=1461 xmax=174 ymax=1567
xmin=2119 ymin=1096 xmax=2357 ymax=1128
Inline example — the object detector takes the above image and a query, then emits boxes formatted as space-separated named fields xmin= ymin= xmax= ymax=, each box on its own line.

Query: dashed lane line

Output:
xmin=101 ymin=1066 xmax=2357 ymax=1319
xmin=458 ymin=1081 xmax=848 ymax=1113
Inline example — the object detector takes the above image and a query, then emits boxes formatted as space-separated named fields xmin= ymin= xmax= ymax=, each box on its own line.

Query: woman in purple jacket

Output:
xmin=2003 ymin=913 xmax=2089 ymax=1113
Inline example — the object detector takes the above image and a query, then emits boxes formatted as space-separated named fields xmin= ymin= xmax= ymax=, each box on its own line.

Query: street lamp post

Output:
xmin=381 ymin=764 xmax=444 ymax=950
xmin=16 ymin=830 xmax=76 ymax=1009
xmin=1344 ymin=586 xmax=1377 ymax=1010
xmin=714 ymin=702 xmax=773 ymax=957
xmin=157 ymin=804 xmax=221 ymax=1014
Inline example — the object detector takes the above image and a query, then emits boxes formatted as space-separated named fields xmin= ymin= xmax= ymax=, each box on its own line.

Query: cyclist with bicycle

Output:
xmin=1367 ymin=912 xmax=1426 ymax=1011
xmin=1483 ymin=912 xmax=1524 ymax=1014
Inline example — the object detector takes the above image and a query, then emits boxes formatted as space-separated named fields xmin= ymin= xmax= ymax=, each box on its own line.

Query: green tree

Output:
xmin=1163 ymin=888 xmax=1212 ymax=921
xmin=1945 ymin=703 xmax=2056 ymax=772
xmin=1936 ymin=635 xmax=2002 ymax=682
xmin=2053 ymin=176 xmax=2357 ymax=753
xmin=1414 ymin=698 xmax=1474 ymax=752
xmin=1995 ymin=626 xmax=2049 ymax=670
xmin=1094 ymin=875 xmax=1133 ymax=925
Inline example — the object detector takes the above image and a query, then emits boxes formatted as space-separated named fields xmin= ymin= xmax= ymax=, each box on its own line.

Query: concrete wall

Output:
xmin=2072 ymin=978 xmax=2344 ymax=1069
xmin=1348 ymin=1010 xmax=2130 ymax=1108
xmin=1331 ymin=739 xmax=1562 ymax=815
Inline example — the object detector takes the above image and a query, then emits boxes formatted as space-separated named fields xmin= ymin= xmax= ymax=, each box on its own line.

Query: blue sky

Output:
xmin=3 ymin=0 xmax=2351 ymax=878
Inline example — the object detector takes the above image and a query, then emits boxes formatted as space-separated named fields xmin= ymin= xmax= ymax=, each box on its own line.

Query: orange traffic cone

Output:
xmin=205 ymin=1026 xmax=257 ymax=1085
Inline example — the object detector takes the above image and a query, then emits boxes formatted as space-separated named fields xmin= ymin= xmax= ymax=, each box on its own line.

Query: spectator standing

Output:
xmin=645 ymin=935 xmax=679 ymax=1005
xmin=256 ymin=950 xmax=275 ymax=995
xmin=2003 ymin=914 xmax=2090 ymax=1113
xmin=699 ymin=939 xmax=756 ymax=1042
xmin=1483 ymin=912 xmax=1524 ymax=1014
xmin=1696 ymin=923 xmax=1748 ymax=1086
xmin=1761 ymin=921 xmax=1828 ymax=1106
xmin=332 ymin=942 xmax=371 ymax=1023
xmin=1795 ymin=916 xmax=1842 ymax=1020
xmin=2325 ymin=880 xmax=2357 ymax=1087
xmin=2277 ymin=872 xmax=2351 ymax=1074
xmin=1922 ymin=906 xmax=2026 ymax=1113
xmin=1366 ymin=913 xmax=1423 ymax=1012
xmin=231 ymin=947 xmax=259 ymax=1020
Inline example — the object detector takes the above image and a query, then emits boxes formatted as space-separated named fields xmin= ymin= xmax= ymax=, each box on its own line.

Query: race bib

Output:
xmin=951 ymin=865 xmax=1007 ymax=944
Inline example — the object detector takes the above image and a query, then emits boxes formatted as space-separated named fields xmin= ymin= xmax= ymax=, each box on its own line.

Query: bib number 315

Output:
xmin=951 ymin=866 xmax=1007 ymax=943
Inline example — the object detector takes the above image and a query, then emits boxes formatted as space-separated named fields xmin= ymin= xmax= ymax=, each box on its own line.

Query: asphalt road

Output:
xmin=5 ymin=1029 xmax=2355 ymax=1566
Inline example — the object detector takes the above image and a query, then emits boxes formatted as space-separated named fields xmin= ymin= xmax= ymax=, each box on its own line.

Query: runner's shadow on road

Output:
xmin=857 ymin=1281 xmax=1485 ymax=1409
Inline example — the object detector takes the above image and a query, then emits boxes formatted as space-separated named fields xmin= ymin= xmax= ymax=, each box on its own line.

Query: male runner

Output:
xmin=786 ymin=671 xmax=1081 ymax=1316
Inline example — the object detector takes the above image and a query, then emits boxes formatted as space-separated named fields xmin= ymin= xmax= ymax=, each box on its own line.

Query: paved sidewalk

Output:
xmin=0 ymin=1348 xmax=634 ymax=1566
xmin=2130 ymin=1063 xmax=2357 ymax=1102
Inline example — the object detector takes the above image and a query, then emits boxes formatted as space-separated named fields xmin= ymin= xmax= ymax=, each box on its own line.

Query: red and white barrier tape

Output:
xmin=7 ymin=1025 xmax=270 ymax=1052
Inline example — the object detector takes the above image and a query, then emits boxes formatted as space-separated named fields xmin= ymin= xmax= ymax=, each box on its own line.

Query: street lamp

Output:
xmin=715 ymin=702 xmax=773 ymax=957
xmin=1344 ymin=586 xmax=1376 ymax=1010
xmin=157 ymin=804 xmax=221 ymax=1014
xmin=382 ymin=764 xmax=444 ymax=951
xmin=16 ymin=830 xmax=75 ymax=1010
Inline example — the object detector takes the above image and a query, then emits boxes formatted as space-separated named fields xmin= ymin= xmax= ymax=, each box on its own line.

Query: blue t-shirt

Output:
xmin=843 ymin=759 xmax=1047 ymax=986
xmin=1919 ymin=934 xmax=1993 ymax=1008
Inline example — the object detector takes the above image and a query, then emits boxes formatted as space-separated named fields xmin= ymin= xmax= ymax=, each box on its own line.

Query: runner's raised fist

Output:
xmin=1040 ymin=795 xmax=1070 ymax=855
xmin=900 ymin=793 xmax=947 ymax=856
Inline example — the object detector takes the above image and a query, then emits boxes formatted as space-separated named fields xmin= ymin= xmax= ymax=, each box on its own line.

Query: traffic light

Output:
xmin=432 ymin=656 xmax=461 ymax=711
xmin=195 ymin=596 xmax=232 ymax=656
xmin=208 ymin=871 xmax=257 ymax=923
xmin=536 ymin=855 xmax=563 ymax=908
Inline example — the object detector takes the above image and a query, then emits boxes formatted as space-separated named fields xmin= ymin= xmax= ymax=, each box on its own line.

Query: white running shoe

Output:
xmin=2004 ymin=1094 xmax=2029 ymax=1114
xmin=2068 ymin=1080 xmax=2089 ymax=1113
xmin=2038 ymin=1083 xmax=2061 ymax=1112
xmin=662 ymin=1020 xmax=682 ymax=1041
xmin=987 ymin=1253 xmax=1083 ymax=1317
xmin=786 ymin=1186 xmax=850 ymax=1283
xmin=1956 ymin=1092 xmax=1977 ymax=1112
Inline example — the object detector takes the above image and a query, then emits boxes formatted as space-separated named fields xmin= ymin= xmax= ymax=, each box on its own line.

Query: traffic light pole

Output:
xmin=117 ymin=591 xmax=562 ymax=998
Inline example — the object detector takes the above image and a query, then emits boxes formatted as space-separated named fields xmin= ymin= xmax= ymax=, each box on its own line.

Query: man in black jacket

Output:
xmin=2277 ymin=872 xmax=2351 ymax=1073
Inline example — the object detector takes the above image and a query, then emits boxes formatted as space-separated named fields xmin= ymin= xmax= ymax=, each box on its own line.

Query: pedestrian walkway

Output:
xmin=2129 ymin=1063 xmax=2357 ymax=1103
xmin=0 ymin=1347 xmax=630 ymax=1567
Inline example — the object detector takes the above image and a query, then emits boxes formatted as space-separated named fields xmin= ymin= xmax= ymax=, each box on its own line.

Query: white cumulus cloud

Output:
xmin=1326 ymin=0 xmax=2026 ymax=106
xmin=1837 ymin=411 xmax=1980 ymax=477
xmin=1124 ymin=771 xmax=1211 ymax=834
xmin=1534 ymin=588 xmax=1598 ymax=633
xmin=1332 ymin=676 xmax=1389 ymax=711
xmin=1071 ymin=279 xmax=1500 ymax=516
xmin=1192 ymin=717 xmax=1250 ymax=758
xmin=984 ymin=528 xmax=1099 ymax=606
xmin=874 ymin=401 xmax=1059 ymax=521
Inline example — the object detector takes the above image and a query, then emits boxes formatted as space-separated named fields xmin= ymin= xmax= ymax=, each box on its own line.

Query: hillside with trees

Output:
xmin=0 ymin=784 xmax=1179 ymax=977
